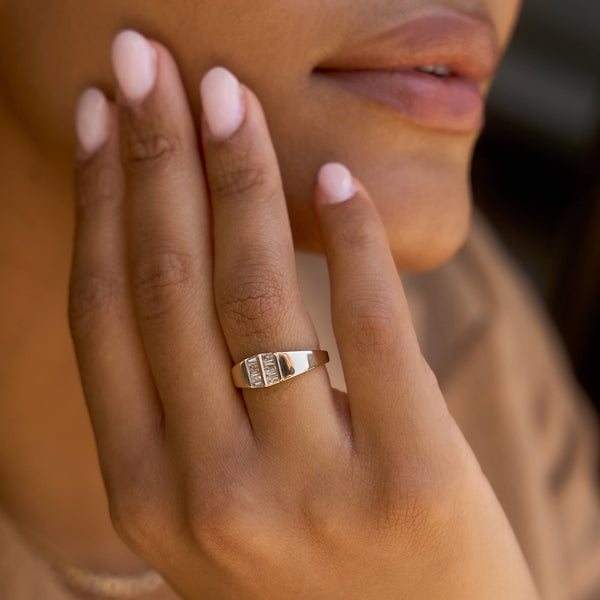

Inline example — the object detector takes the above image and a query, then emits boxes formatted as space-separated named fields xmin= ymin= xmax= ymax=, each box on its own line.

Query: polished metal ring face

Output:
xmin=231 ymin=350 xmax=329 ymax=389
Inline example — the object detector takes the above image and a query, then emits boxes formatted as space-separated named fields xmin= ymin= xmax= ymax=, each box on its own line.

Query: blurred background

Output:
xmin=472 ymin=0 xmax=600 ymax=410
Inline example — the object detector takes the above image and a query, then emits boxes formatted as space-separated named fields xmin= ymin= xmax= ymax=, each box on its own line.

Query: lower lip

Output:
xmin=313 ymin=69 xmax=483 ymax=133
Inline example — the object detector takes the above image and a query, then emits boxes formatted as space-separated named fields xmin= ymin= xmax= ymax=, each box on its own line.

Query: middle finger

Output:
xmin=111 ymin=31 xmax=251 ymax=460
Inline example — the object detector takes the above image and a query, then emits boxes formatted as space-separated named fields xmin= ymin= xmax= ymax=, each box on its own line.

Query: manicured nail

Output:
xmin=199 ymin=66 xmax=245 ymax=140
xmin=111 ymin=29 xmax=158 ymax=106
xmin=75 ymin=87 xmax=110 ymax=160
xmin=318 ymin=163 xmax=358 ymax=204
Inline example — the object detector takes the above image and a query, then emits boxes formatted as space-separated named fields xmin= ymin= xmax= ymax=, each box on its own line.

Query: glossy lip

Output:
xmin=312 ymin=9 xmax=500 ymax=133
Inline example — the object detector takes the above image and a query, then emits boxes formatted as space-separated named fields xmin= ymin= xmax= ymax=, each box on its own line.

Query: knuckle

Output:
xmin=185 ymin=484 xmax=263 ymax=563
xmin=367 ymin=456 xmax=466 ymax=551
xmin=337 ymin=212 xmax=381 ymax=251
xmin=188 ymin=502 xmax=249 ymax=556
xmin=131 ymin=248 xmax=195 ymax=321
xmin=123 ymin=122 xmax=183 ymax=173
xmin=345 ymin=295 xmax=397 ymax=349
xmin=219 ymin=265 xmax=291 ymax=339
xmin=108 ymin=483 xmax=163 ymax=551
xmin=68 ymin=272 xmax=121 ymax=342
xmin=299 ymin=488 xmax=352 ymax=547
xmin=210 ymin=151 xmax=276 ymax=203
xmin=76 ymin=163 xmax=123 ymax=211
xmin=369 ymin=479 xmax=437 ymax=547
xmin=388 ymin=485 xmax=440 ymax=538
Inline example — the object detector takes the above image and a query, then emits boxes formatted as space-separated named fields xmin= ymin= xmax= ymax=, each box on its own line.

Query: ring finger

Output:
xmin=199 ymin=67 xmax=345 ymax=458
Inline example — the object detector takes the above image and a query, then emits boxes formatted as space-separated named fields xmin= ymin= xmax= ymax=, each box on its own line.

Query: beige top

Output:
xmin=1 ymin=212 xmax=599 ymax=599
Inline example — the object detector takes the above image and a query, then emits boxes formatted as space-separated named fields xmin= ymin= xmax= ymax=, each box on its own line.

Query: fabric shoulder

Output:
xmin=403 ymin=210 xmax=600 ymax=600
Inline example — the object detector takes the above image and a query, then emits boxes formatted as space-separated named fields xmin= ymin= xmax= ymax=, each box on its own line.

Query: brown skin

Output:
xmin=64 ymin=37 xmax=538 ymax=598
xmin=0 ymin=1 xmax=526 ymax=598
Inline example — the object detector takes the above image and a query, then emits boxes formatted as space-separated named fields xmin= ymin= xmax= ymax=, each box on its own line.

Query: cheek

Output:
xmin=1 ymin=0 xmax=319 ymax=166
xmin=489 ymin=0 xmax=523 ymax=52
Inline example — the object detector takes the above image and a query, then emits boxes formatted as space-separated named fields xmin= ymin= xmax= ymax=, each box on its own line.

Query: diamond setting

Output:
xmin=245 ymin=356 xmax=264 ymax=387
xmin=261 ymin=353 xmax=282 ymax=386
xmin=243 ymin=353 xmax=283 ymax=388
xmin=233 ymin=350 xmax=329 ymax=389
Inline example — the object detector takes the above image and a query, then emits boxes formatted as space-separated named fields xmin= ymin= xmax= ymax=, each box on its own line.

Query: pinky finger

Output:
xmin=314 ymin=163 xmax=447 ymax=457
xmin=71 ymin=88 xmax=167 ymax=498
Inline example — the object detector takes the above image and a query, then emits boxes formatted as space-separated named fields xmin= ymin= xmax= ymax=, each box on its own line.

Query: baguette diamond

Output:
xmin=245 ymin=356 xmax=264 ymax=387
xmin=261 ymin=353 xmax=282 ymax=386
xmin=232 ymin=350 xmax=330 ymax=389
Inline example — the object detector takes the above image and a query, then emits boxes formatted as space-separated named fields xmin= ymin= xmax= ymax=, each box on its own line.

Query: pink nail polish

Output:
xmin=199 ymin=66 xmax=245 ymax=140
xmin=75 ymin=87 xmax=110 ymax=160
xmin=318 ymin=163 xmax=358 ymax=204
xmin=111 ymin=30 xmax=158 ymax=106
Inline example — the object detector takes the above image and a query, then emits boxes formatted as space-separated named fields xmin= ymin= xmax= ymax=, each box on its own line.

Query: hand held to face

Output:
xmin=70 ymin=29 xmax=540 ymax=599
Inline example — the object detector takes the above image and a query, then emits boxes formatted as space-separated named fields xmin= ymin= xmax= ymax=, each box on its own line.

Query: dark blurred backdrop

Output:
xmin=472 ymin=0 xmax=600 ymax=409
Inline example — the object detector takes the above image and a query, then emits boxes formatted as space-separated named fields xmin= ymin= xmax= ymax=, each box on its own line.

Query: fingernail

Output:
xmin=199 ymin=66 xmax=245 ymax=141
xmin=75 ymin=87 xmax=110 ymax=160
xmin=111 ymin=29 xmax=158 ymax=106
xmin=318 ymin=162 xmax=358 ymax=204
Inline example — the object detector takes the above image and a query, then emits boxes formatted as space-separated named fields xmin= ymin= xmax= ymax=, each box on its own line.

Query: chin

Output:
xmin=267 ymin=73 xmax=480 ymax=274
xmin=285 ymin=147 xmax=474 ymax=274
xmin=379 ymin=159 xmax=473 ymax=272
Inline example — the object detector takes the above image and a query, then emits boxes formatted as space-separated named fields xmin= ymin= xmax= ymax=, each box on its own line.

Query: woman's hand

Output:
xmin=69 ymin=30 xmax=539 ymax=599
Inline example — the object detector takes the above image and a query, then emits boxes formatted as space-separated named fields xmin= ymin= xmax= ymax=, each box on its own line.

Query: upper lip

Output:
xmin=313 ymin=8 xmax=500 ymax=83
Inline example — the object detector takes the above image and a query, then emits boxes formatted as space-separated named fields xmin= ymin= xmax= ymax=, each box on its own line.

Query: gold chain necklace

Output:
xmin=47 ymin=558 xmax=166 ymax=598
xmin=13 ymin=519 xmax=167 ymax=598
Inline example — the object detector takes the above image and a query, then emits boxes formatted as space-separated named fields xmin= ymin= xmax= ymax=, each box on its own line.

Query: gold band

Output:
xmin=231 ymin=350 xmax=329 ymax=389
